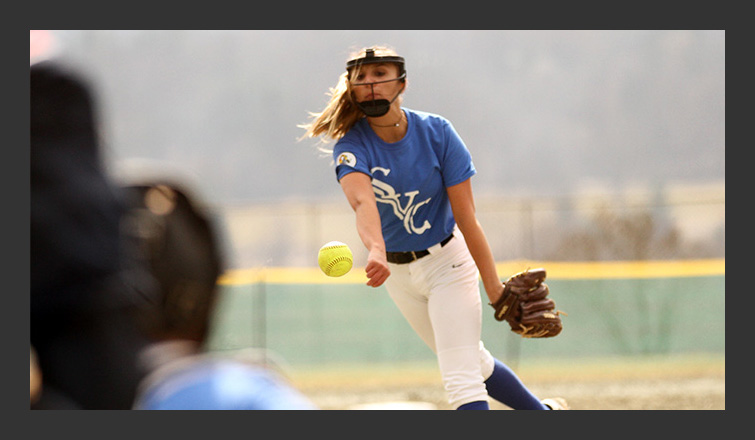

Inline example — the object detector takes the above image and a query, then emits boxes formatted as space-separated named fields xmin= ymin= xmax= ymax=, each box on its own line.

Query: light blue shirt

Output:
xmin=134 ymin=357 xmax=317 ymax=410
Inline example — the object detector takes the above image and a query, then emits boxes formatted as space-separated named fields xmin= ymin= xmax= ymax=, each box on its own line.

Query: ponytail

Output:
xmin=298 ymin=72 xmax=363 ymax=149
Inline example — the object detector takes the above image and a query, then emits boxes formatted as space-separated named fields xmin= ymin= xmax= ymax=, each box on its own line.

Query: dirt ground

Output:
xmin=290 ymin=354 xmax=725 ymax=410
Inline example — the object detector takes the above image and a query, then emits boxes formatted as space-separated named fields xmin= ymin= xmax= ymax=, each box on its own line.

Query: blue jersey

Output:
xmin=133 ymin=355 xmax=317 ymax=410
xmin=334 ymin=108 xmax=476 ymax=252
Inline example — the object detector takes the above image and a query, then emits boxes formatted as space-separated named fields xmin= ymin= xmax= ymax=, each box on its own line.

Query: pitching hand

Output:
xmin=365 ymin=248 xmax=390 ymax=287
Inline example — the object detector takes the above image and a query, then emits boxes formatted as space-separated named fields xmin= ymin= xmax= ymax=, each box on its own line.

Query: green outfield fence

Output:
xmin=206 ymin=259 xmax=725 ymax=367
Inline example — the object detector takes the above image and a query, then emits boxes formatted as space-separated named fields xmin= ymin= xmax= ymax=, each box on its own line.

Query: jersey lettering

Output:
xmin=371 ymin=167 xmax=431 ymax=235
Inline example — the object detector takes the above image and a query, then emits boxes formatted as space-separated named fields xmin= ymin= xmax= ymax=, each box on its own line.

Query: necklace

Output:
xmin=370 ymin=111 xmax=404 ymax=128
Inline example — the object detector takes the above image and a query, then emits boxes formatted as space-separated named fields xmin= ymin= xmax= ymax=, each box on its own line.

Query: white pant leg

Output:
xmin=385 ymin=234 xmax=496 ymax=409
xmin=384 ymin=262 xmax=436 ymax=350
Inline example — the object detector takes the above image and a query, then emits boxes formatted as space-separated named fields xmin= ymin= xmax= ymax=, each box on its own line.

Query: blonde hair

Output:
xmin=298 ymin=46 xmax=404 ymax=147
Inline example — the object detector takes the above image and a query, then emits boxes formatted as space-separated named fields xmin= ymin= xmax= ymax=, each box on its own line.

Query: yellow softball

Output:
xmin=318 ymin=241 xmax=353 ymax=277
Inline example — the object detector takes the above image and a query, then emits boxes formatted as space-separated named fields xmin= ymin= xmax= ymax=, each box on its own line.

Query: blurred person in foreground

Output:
xmin=30 ymin=30 xmax=153 ymax=409
xmin=123 ymin=180 xmax=316 ymax=410
xmin=300 ymin=46 xmax=568 ymax=410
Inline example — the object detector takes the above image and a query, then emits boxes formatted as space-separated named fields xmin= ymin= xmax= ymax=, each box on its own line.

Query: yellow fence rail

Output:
xmin=218 ymin=258 xmax=725 ymax=285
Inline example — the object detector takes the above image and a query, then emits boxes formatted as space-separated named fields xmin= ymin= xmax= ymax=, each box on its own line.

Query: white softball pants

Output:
xmin=384 ymin=229 xmax=496 ymax=409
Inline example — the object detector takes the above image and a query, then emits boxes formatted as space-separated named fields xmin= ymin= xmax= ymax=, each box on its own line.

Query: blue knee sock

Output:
xmin=457 ymin=400 xmax=490 ymax=410
xmin=484 ymin=359 xmax=548 ymax=410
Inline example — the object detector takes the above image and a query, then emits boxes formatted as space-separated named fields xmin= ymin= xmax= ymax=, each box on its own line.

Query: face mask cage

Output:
xmin=346 ymin=49 xmax=407 ymax=117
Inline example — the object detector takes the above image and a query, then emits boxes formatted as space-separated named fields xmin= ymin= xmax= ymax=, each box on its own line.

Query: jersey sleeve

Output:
xmin=333 ymin=140 xmax=371 ymax=182
xmin=439 ymin=120 xmax=476 ymax=188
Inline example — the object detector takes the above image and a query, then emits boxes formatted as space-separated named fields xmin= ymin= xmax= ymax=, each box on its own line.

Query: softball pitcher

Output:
xmin=300 ymin=46 xmax=568 ymax=410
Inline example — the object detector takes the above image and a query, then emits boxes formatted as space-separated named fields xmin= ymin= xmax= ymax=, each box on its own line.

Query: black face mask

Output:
xmin=352 ymin=73 xmax=407 ymax=117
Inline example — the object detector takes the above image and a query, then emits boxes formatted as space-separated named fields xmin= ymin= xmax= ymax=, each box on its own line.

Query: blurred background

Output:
xmin=42 ymin=30 xmax=724 ymax=407
xmin=47 ymin=30 xmax=724 ymax=267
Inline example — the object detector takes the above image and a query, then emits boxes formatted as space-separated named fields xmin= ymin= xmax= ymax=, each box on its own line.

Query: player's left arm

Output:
xmin=447 ymin=178 xmax=504 ymax=304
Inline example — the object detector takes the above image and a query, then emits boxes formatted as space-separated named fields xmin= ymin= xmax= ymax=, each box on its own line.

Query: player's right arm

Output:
xmin=339 ymin=171 xmax=390 ymax=287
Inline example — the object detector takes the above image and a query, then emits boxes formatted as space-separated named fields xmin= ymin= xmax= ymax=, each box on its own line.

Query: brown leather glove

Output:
xmin=490 ymin=268 xmax=564 ymax=338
